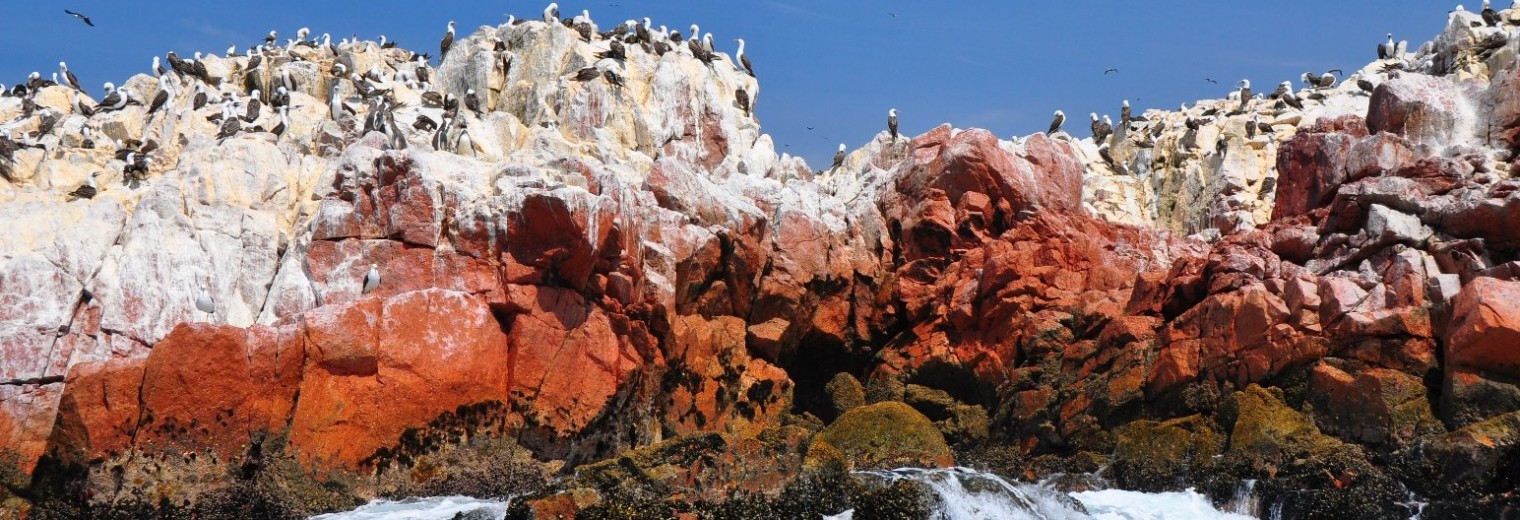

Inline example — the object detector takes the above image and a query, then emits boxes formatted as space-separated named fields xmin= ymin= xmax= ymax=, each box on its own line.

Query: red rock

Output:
xmin=662 ymin=315 xmax=791 ymax=438
xmin=46 ymin=360 xmax=143 ymax=462
xmin=1446 ymin=277 xmax=1520 ymax=379
xmin=1272 ymin=130 xmax=1358 ymax=220
xmin=289 ymin=289 xmax=511 ymax=468
xmin=500 ymin=285 xmax=650 ymax=445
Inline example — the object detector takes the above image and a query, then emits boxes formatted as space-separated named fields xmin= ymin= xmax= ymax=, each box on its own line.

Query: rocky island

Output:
xmin=2 ymin=5 xmax=1520 ymax=519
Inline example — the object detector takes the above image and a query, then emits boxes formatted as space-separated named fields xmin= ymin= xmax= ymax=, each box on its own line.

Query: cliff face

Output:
xmin=4 ymin=7 xmax=1520 ymax=519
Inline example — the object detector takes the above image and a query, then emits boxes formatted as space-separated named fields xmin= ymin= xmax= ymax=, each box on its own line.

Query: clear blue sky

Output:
xmin=2 ymin=1 xmax=1445 ymax=168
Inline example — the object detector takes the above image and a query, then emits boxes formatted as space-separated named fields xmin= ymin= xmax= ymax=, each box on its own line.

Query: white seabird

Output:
xmin=363 ymin=264 xmax=381 ymax=294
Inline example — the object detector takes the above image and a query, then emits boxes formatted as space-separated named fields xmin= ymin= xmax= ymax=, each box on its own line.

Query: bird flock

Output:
xmin=1 ymin=3 xmax=772 ymax=314
xmin=1 ymin=2 xmax=765 ymax=196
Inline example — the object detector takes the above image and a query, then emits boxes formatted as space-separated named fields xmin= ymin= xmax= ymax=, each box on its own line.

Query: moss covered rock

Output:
xmin=825 ymin=373 xmax=867 ymax=420
xmin=903 ymin=384 xmax=990 ymax=446
xmin=1110 ymin=415 xmax=1222 ymax=492
xmin=806 ymin=402 xmax=953 ymax=470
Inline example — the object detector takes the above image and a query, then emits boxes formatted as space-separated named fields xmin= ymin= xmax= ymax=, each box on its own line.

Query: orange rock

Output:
xmin=1446 ymin=277 xmax=1520 ymax=379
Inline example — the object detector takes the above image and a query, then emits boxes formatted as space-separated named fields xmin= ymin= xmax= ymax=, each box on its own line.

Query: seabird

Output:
xmin=596 ymin=39 xmax=627 ymax=61
xmin=264 ymin=30 xmax=277 ymax=48
xmin=271 ymin=106 xmax=288 ymax=138
xmin=831 ymin=143 xmax=846 ymax=170
xmin=414 ymin=114 xmax=438 ymax=131
xmin=152 ymin=56 xmax=166 ymax=76
xmin=735 ymin=38 xmax=755 ymax=77
xmin=736 ymin=88 xmax=751 ymax=117
xmin=246 ymin=48 xmax=263 ymax=71
xmin=244 ymin=89 xmax=263 ymax=122
xmin=363 ymin=264 xmax=381 ymax=294
xmin=72 ymin=90 xmax=95 ymax=117
xmin=216 ymin=115 xmax=241 ymax=140
xmin=148 ymin=79 xmax=170 ymax=114
xmin=59 ymin=62 xmax=81 ymax=91
xmin=544 ymin=2 xmax=560 ymax=23
xmin=1048 ymin=110 xmax=1065 ymax=134
xmin=63 ymin=9 xmax=94 ymax=27
xmin=465 ymin=88 xmax=481 ymax=113
xmin=196 ymin=285 xmax=215 ymax=315
xmin=66 ymin=172 xmax=99 ymax=201
xmin=96 ymin=86 xmax=128 ymax=112
xmin=1356 ymin=78 xmax=1376 ymax=94
xmin=1378 ymin=33 xmax=1396 ymax=59
xmin=192 ymin=84 xmax=208 ymax=110
xmin=572 ymin=67 xmax=602 ymax=81
xmin=440 ymin=21 xmax=456 ymax=59
xmin=887 ymin=108 xmax=898 ymax=140
xmin=1277 ymin=82 xmax=1303 ymax=110
xmin=1236 ymin=79 xmax=1252 ymax=110
xmin=1120 ymin=99 xmax=1132 ymax=126
xmin=1090 ymin=113 xmax=1112 ymax=143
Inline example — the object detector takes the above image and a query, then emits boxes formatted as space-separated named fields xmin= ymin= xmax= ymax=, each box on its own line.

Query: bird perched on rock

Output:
xmin=1048 ymin=110 xmax=1065 ymax=135
xmin=734 ymin=38 xmax=755 ymax=77
xmin=465 ymin=88 xmax=481 ymax=113
xmin=831 ymin=143 xmax=846 ymax=171
xmin=1090 ymin=113 xmax=1112 ymax=143
xmin=196 ymin=285 xmax=215 ymax=316
xmin=544 ymin=2 xmax=560 ymax=23
xmin=66 ymin=172 xmax=99 ymax=201
xmin=888 ymin=108 xmax=899 ymax=140
xmin=1378 ymin=33 xmax=1396 ymax=59
xmin=440 ymin=21 xmax=456 ymax=59
xmin=58 ymin=62 xmax=81 ymax=91
xmin=735 ymin=88 xmax=751 ymax=117
xmin=363 ymin=264 xmax=381 ymax=294
xmin=1483 ymin=0 xmax=1500 ymax=26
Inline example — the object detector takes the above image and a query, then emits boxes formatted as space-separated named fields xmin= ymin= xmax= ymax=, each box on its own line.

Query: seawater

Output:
xmin=308 ymin=468 xmax=1263 ymax=520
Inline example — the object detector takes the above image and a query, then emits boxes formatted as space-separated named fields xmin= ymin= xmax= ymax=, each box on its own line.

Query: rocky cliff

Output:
xmin=3 ymin=7 xmax=1520 ymax=520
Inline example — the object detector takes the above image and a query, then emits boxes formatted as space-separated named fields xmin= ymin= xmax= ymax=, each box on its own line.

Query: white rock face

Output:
xmin=0 ymin=17 xmax=840 ymax=460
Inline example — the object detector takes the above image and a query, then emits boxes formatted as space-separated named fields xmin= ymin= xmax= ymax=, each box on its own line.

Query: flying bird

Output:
xmin=63 ymin=9 xmax=94 ymax=27
xmin=1103 ymin=68 xmax=1118 ymax=75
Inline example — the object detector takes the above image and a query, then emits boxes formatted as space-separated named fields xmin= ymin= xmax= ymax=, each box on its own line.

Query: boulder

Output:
xmin=805 ymin=402 xmax=953 ymax=470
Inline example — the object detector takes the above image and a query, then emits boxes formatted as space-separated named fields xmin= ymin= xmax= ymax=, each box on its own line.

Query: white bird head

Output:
xmin=1090 ymin=112 xmax=1099 ymax=121
xmin=58 ymin=61 xmax=68 ymax=70
xmin=103 ymin=81 xmax=115 ymax=92
xmin=251 ymin=89 xmax=261 ymax=98
xmin=1123 ymin=99 xmax=1130 ymax=107
xmin=1239 ymin=79 xmax=1251 ymax=88
xmin=837 ymin=143 xmax=846 ymax=151
xmin=467 ymin=88 xmax=476 ymax=95
xmin=27 ymin=71 xmax=39 ymax=80
xmin=448 ymin=20 xmax=456 ymax=31
xmin=889 ymin=108 xmax=897 ymax=117
xmin=1054 ymin=109 xmax=1064 ymax=117
xmin=1104 ymin=115 xmax=1112 ymax=124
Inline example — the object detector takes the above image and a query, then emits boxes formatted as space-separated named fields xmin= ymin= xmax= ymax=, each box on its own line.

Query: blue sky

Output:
xmin=2 ymin=1 xmax=1446 ymax=168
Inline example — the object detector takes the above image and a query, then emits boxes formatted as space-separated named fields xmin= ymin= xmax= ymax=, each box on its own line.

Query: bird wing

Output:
xmin=64 ymin=10 xmax=94 ymax=26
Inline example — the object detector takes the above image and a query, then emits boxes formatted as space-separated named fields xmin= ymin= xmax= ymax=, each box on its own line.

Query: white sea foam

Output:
xmin=307 ymin=496 xmax=509 ymax=520
xmin=1072 ymin=487 xmax=1259 ymax=520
